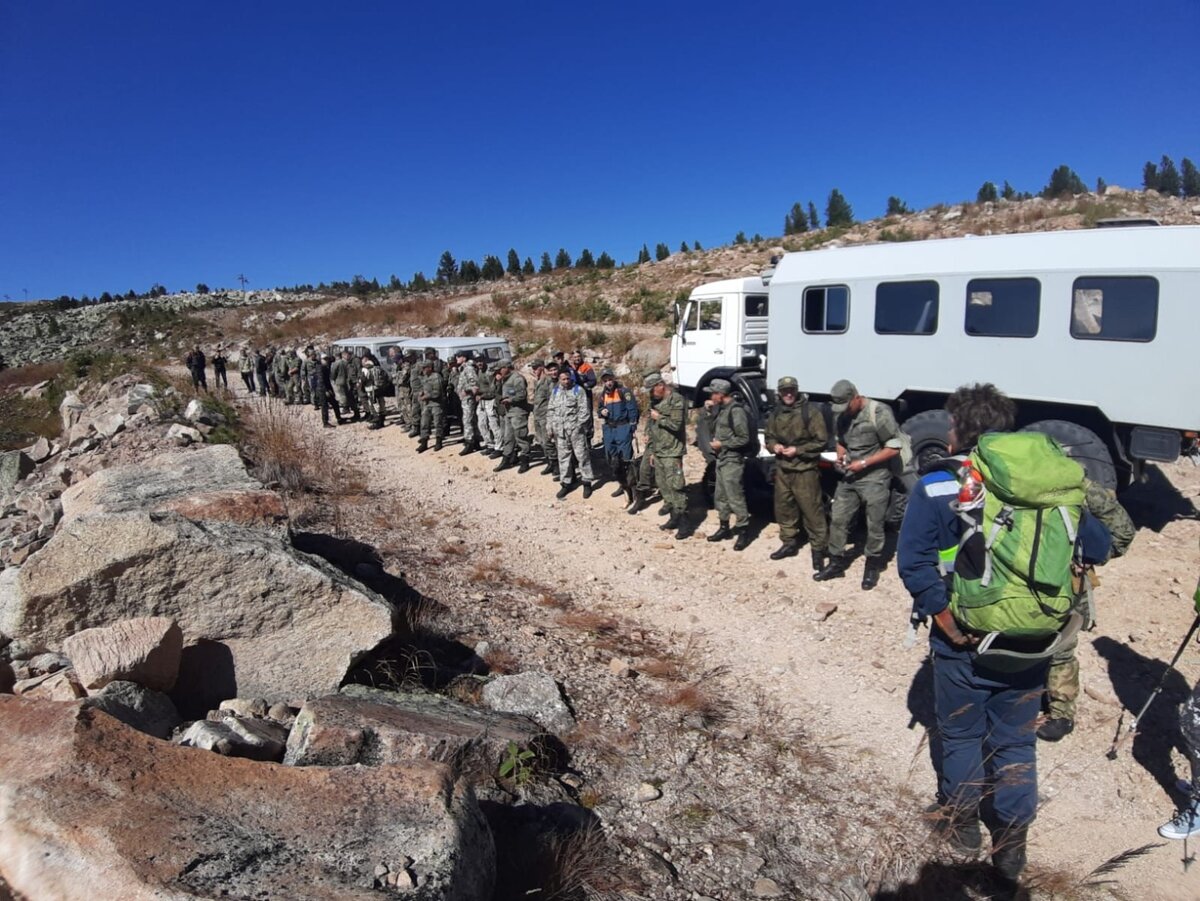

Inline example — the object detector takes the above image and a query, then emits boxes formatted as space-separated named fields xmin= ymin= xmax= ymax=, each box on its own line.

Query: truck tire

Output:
xmin=901 ymin=409 xmax=952 ymax=469
xmin=1020 ymin=420 xmax=1117 ymax=491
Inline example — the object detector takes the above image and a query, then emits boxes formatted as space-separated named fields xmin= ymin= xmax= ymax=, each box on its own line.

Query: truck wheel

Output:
xmin=901 ymin=409 xmax=952 ymax=470
xmin=1020 ymin=420 xmax=1117 ymax=491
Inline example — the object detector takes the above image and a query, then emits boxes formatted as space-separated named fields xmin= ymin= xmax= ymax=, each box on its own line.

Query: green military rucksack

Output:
xmin=948 ymin=431 xmax=1086 ymax=639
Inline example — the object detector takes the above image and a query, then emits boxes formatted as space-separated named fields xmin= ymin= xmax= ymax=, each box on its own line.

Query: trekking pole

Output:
xmin=1106 ymin=612 xmax=1200 ymax=760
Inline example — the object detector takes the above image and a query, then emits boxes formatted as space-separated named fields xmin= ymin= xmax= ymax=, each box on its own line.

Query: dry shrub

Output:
xmin=536 ymin=592 xmax=571 ymax=610
xmin=565 ymin=719 xmax=634 ymax=766
xmin=266 ymin=294 xmax=453 ymax=343
xmin=239 ymin=399 xmax=359 ymax=498
xmin=438 ymin=541 xmax=466 ymax=556
xmin=482 ymin=646 xmax=521 ymax=675
xmin=0 ymin=360 xmax=64 ymax=391
xmin=606 ymin=329 xmax=638 ymax=358
xmin=547 ymin=323 xmax=583 ymax=354
xmin=468 ymin=557 xmax=504 ymax=583
xmin=662 ymin=682 xmax=731 ymax=728
xmin=555 ymin=610 xmax=618 ymax=635
xmin=399 ymin=594 xmax=445 ymax=633
xmin=638 ymin=656 xmax=683 ymax=680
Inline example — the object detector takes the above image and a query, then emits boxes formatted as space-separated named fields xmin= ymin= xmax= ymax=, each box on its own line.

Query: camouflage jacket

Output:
xmin=532 ymin=374 xmax=554 ymax=420
xmin=646 ymin=389 xmax=687 ymax=458
xmin=500 ymin=371 xmax=530 ymax=411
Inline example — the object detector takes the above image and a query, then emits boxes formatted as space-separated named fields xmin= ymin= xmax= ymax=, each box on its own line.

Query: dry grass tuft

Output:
xmin=565 ymin=719 xmax=636 ymax=765
xmin=555 ymin=610 xmax=619 ymax=635
xmin=482 ymin=646 xmax=521 ymax=675
xmin=536 ymin=592 xmax=571 ymax=610
xmin=662 ymin=681 xmax=731 ymax=728
xmin=468 ymin=557 xmax=504 ymax=583
xmin=239 ymin=399 xmax=360 ymax=501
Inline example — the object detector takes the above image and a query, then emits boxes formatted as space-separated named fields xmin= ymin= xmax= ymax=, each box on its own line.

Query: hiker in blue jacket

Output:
xmin=898 ymin=383 xmax=1112 ymax=890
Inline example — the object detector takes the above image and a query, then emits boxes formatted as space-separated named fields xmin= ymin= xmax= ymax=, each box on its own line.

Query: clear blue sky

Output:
xmin=2 ymin=0 xmax=1197 ymax=300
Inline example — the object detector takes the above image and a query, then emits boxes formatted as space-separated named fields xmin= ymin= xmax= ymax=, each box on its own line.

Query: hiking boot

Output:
xmin=541 ymin=462 xmax=554 ymax=475
xmin=770 ymin=541 xmax=799 ymax=561
xmin=407 ymin=428 xmax=419 ymax=438
xmin=707 ymin=522 xmax=733 ymax=542
xmin=433 ymin=439 xmax=443 ymax=451
xmin=931 ymin=807 xmax=983 ymax=855
xmin=494 ymin=455 xmax=514 ymax=473
xmin=416 ymin=440 xmax=429 ymax=453
xmin=626 ymin=492 xmax=647 ymax=515
xmin=813 ymin=556 xmax=847 ymax=581
xmin=861 ymin=557 xmax=884 ymax=591
xmin=661 ymin=512 xmax=684 ymax=531
xmin=611 ymin=484 xmax=626 ymax=498
xmin=582 ymin=481 xmax=594 ymax=499
xmin=658 ymin=505 xmax=671 ymax=516
xmin=459 ymin=444 xmax=475 ymax=456
xmin=1036 ymin=717 xmax=1074 ymax=742
xmin=556 ymin=482 xmax=573 ymax=500
xmin=732 ymin=529 xmax=752 ymax=552
xmin=518 ymin=456 xmax=532 ymax=474
xmin=1159 ymin=799 xmax=1200 ymax=840
xmin=990 ymin=825 xmax=1028 ymax=881
xmin=811 ymin=549 xmax=826 ymax=572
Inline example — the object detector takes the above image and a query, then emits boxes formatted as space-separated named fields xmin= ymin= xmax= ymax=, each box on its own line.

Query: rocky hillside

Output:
xmin=4 ymin=189 xmax=1197 ymax=370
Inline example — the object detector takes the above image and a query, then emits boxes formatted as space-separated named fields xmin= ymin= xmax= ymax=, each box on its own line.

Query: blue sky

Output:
xmin=2 ymin=0 xmax=1198 ymax=300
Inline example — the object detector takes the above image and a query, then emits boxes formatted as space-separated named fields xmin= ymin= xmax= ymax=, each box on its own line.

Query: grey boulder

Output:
xmin=480 ymin=671 xmax=576 ymax=736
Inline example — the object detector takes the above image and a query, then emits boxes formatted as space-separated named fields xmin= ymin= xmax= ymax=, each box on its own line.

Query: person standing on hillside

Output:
xmin=239 ymin=346 xmax=256 ymax=394
xmin=330 ymin=349 xmax=358 ymax=422
xmin=211 ymin=346 xmax=229 ymax=390
xmin=475 ymin=359 xmax=502 ymax=458
xmin=569 ymin=350 xmax=597 ymax=443
xmin=764 ymin=376 xmax=829 ymax=569
xmin=633 ymin=373 xmax=689 ymax=535
xmin=549 ymin=366 xmax=595 ymax=499
xmin=185 ymin=345 xmax=207 ymax=392
xmin=255 ymin=347 xmax=270 ymax=397
xmin=599 ymin=370 xmax=640 ymax=498
xmin=318 ymin=352 xmax=339 ymax=429
xmin=704 ymin=379 xmax=754 ymax=550
xmin=531 ymin=360 xmax=557 ymax=475
xmin=393 ymin=351 xmax=413 ymax=429
xmin=455 ymin=351 xmax=480 ymax=454
xmin=417 ymin=359 xmax=445 ymax=451
xmin=496 ymin=359 xmax=532 ymax=472
xmin=815 ymin=379 xmax=901 ymax=590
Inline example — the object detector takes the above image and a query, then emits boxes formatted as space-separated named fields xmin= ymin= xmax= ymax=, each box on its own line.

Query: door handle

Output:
xmin=714 ymin=349 xmax=723 ymax=355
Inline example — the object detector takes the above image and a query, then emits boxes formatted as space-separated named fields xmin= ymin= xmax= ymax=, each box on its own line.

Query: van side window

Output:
xmin=802 ymin=286 xmax=849 ymax=333
xmin=745 ymin=295 xmax=769 ymax=317
xmin=487 ymin=347 xmax=502 ymax=360
xmin=698 ymin=298 xmax=723 ymax=330
xmin=1071 ymin=277 xmax=1158 ymax=342
xmin=875 ymin=280 xmax=939 ymax=335
xmin=965 ymin=277 xmax=1040 ymax=338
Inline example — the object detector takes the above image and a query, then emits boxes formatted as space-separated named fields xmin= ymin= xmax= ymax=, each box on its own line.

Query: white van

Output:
xmin=669 ymin=277 xmax=768 ymax=401
xmin=397 ymin=336 xmax=511 ymax=363
xmin=329 ymin=336 xmax=411 ymax=360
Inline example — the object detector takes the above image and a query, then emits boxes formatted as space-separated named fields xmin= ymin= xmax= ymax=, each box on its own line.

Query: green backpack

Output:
xmin=948 ymin=432 xmax=1086 ymax=639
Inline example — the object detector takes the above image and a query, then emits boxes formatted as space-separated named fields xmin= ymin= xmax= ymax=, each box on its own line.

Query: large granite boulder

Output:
xmin=0 ymin=512 xmax=396 ymax=716
xmin=0 ymin=695 xmax=495 ymax=900
xmin=63 ymin=616 xmax=183 ymax=692
xmin=285 ymin=685 xmax=546 ymax=776
xmin=81 ymin=680 xmax=181 ymax=739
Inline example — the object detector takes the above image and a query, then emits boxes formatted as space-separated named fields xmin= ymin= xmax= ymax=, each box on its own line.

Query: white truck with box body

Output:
xmin=677 ymin=225 xmax=1200 ymax=492
xmin=670 ymin=276 xmax=769 ymax=403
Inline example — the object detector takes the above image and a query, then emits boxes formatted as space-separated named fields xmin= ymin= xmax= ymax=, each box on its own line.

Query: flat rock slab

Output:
xmin=0 ymin=695 xmax=494 ymax=900
xmin=285 ymin=685 xmax=546 ymax=777
xmin=0 ymin=452 xmax=35 ymax=490
xmin=82 ymin=680 xmax=180 ymax=740
xmin=63 ymin=616 xmax=183 ymax=692
xmin=480 ymin=671 xmax=576 ymax=736
xmin=0 ymin=511 xmax=396 ymax=717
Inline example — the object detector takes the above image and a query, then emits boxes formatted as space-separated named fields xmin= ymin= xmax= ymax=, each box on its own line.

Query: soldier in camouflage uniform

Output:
xmin=549 ymin=367 xmax=595 ymax=498
xmin=301 ymin=347 xmax=319 ymax=408
xmin=394 ymin=352 xmax=413 ymax=428
xmin=1038 ymin=479 xmax=1135 ymax=742
xmin=634 ymin=373 xmax=689 ymax=536
xmin=417 ymin=360 xmax=445 ymax=452
xmin=815 ymin=379 xmax=902 ymax=590
xmin=408 ymin=352 xmax=425 ymax=437
xmin=531 ymin=360 xmax=557 ymax=475
xmin=764 ymin=375 xmax=829 ymax=570
xmin=475 ymin=359 xmax=502 ymax=458
xmin=359 ymin=356 xmax=386 ymax=429
xmin=273 ymin=348 xmax=295 ymax=403
xmin=496 ymin=359 xmax=532 ymax=472
xmin=455 ymin=351 xmax=480 ymax=455
xmin=704 ymin=378 xmax=754 ymax=550
xmin=330 ymin=350 xmax=359 ymax=422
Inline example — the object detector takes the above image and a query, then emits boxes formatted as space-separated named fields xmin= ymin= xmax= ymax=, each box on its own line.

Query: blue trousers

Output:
xmin=933 ymin=650 xmax=1048 ymax=828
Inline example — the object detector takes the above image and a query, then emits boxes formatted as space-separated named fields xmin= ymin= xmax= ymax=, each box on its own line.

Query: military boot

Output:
xmin=416 ymin=439 xmax=429 ymax=453
xmin=861 ymin=556 xmax=884 ymax=591
xmin=707 ymin=522 xmax=733 ymax=542
xmin=407 ymin=426 xmax=419 ymax=437
xmin=459 ymin=442 xmax=475 ymax=456
xmin=494 ymin=455 xmax=514 ymax=472
xmin=626 ymin=491 xmax=647 ymax=515
xmin=518 ymin=455 xmax=532 ymax=474
xmin=770 ymin=541 xmax=799 ymax=561
xmin=541 ymin=460 xmax=555 ymax=475
xmin=1036 ymin=717 xmax=1074 ymax=742
xmin=661 ymin=511 xmax=684 ymax=531
xmin=813 ymin=555 xmax=847 ymax=581
xmin=811 ymin=548 xmax=826 ymax=572
xmin=990 ymin=824 xmax=1028 ymax=882
xmin=555 ymin=482 xmax=573 ymax=500
xmin=582 ymin=481 xmax=594 ymax=499
xmin=732 ymin=529 xmax=753 ymax=552
xmin=434 ymin=438 xmax=443 ymax=452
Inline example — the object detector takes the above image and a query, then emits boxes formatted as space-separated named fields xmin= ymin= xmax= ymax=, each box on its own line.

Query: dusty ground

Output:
xmin=252 ymin=390 xmax=1200 ymax=900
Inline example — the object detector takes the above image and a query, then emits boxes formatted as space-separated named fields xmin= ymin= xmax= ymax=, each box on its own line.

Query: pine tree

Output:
xmin=637 ymin=244 xmax=651 ymax=264
xmin=410 ymin=272 xmax=429 ymax=291
xmin=554 ymin=248 xmax=572 ymax=269
xmin=1001 ymin=181 xmax=1016 ymax=200
xmin=195 ymin=283 xmax=210 ymax=294
xmin=1157 ymin=155 xmax=1182 ymax=196
xmin=679 ymin=241 xmax=689 ymax=254
xmin=506 ymin=248 xmax=521 ymax=275
xmin=1182 ymin=158 xmax=1200 ymax=198
xmin=807 ymin=202 xmax=819 ymax=230
xmin=784 ymin=201 xmax=808 ymax=235
xmin=388 ymin=274 xmax=403 ymax=291
xmin=1041 ymin=165 xmax=1086 ymax=198
xmin=480 ymin=256 xmax=504 ymax=280
xmin=436 ymin=251 xmax=458 ymax=284
xmin=655 ymin=243 xmax=670 ymax=261
xmin=693 ymin=240 xmax=702 ymax=251
xmin=1095 ymin=177 xmax=1107 ymax=195
xmin=976 ymin=181 xmax=998 ymax=203
xmin=576 ymin=248 xmax=595 ymax=268
xmin=522 ymin=257 xmax=535 ymax=275
xmin=99 ymin=291 xmax=113 ymax=304
xmin=597 ymin=251 xmax=615 ymax=268
xmin=539 ymin=252 xmax=553 ymax=274
xmin=461 ymin=259 xmax=483 ymax=282
xmin=885 ymin=196 xmax=910 ymax=216
xmin=1142 ymin=161 xmax=1159 ymax=191
xmin=825 ymin=189 xmax=853 ymax=227
xmin=733 ymin=231 xmax=747 ymax=245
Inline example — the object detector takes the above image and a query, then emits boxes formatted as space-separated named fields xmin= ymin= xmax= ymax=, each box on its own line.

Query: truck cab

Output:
xmin=670 ymin=277 xmax=769 ymax=403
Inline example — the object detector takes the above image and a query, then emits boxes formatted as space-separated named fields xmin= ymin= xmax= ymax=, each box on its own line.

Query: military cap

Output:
xmin=421 ymin=359 xmax=434 ymax=369
xmin=705 ymin=378 xmax=732 ymax=395
xmin=600 ymin=369 xmax=616 ymax=380
xmin=643 ymin=373 xmax=664 ymax=389
xmin=829 ymin=379 xmax=857 ymax=413
xmin=777 ymin=376 xmax=800 ymax=392
xmin=529 ymin=359 xmax=545 ymax=369
xmin=497 ymin=357 xmax=513 ymax=368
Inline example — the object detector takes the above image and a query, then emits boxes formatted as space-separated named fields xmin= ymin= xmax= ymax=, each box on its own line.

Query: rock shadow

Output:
xmin=172 ymin=640 xmax=237 ymax=720
xmin=1091 ymin=635 xmax=1191 ymax=799
xmin=905 ymin=653 xmax=944 ymax=804
xmin=1120 ymin=464 xmax=1198 ymax=533
xmin=872 ymin=861 xmax=1026 ymax=901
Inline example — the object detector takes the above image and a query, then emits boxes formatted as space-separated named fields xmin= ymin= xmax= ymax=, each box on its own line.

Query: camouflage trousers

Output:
xmin=420 ymin=401 xmax=445 ymax=440
xmin=828 ymin=477 xmax=890 ymax=558
xmin=533 ymin=414 xmax=550 ymax=460
xmin=714 ymin=454 xmax=748 ymax=525
xmin=502 ymin=406 xmax=531 ymax=459
xmin=395 ymin=387 xmax=411 ymax=424
xmin=774 ymin=468 xmax=827 ymax=551
xmin=1183 ymin=681 xmax=1200 ymax=800
xmin=285 ymin=374 xmax=301 ymax=404
xmin=477 ymin=399 xmax=502 ymax=451
xmin=556 ymin=428 xmax=594 ymax=484
xmin=638 ymin=454 xmax=686 ymax=514
xmin=1046 ymin=632 xmax=1080 ymax=721
xmin=459 ymin=395 xmax=477 ymax=444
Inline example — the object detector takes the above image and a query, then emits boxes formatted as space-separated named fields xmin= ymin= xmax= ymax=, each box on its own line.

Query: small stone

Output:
xmin=1084 ymin=684 xmax=1120 ymax=707
xmin=394 ymin=869 xmax=416 ymax=889
xmin=609 ymin=657 xmax=631 ymax=678
xmin=385 ymin=871 xmax=398 ymax=886
xmin=813 ymin=602 xmax=838 ymax=622
xmin=635 ymin=781 xmax=662 ymax=803
xmin=266 ymin=701 xmax=295 ymax=724
xmin=752 ymin=877 xmax=784 ymax=897
xmin=219 ymin=697 xmax=269 ymax=718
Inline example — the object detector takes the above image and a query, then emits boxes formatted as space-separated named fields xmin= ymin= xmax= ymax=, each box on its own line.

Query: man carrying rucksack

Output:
xmin=815 ymin=379 xmax=905 ymax=589
xmin=1158 ymin=547 xmax=1200 ymax=841
xmin=898 ymin=383 xmax=1112 ymax=891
